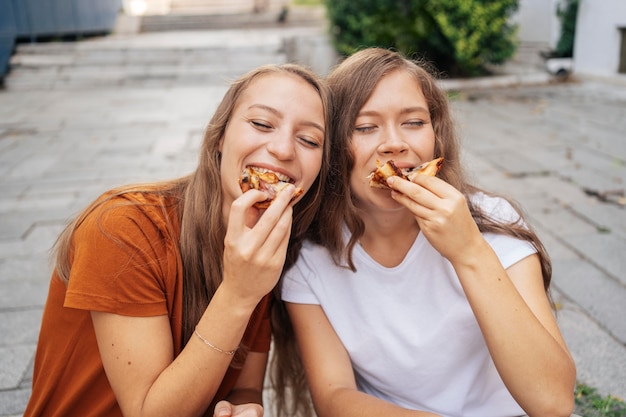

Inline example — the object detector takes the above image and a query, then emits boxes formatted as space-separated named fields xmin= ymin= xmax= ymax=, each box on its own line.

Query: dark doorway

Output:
xmin=619 ymin=27 xmax=626 ymax=73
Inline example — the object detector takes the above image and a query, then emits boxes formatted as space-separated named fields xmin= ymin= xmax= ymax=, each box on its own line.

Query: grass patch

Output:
xmin=575 ymin=383 xmax=626 ymax=417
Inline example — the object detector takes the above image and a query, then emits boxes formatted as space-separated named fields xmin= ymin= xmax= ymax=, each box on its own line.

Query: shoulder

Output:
xmin=282 ymin=239 xmax=337 ymax=303
xmin=297 ymin=239 xmax=337 ymax=271
xmin=81 ymin=191 xmax=178 ymax=241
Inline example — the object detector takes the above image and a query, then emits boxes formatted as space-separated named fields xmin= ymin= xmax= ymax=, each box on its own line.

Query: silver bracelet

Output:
xmin=194 ymin=327 xmax=238 ymax=356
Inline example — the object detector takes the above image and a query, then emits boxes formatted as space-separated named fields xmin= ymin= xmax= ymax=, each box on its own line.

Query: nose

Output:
xmin=266 ymin=129 xmax=296 ymax=160
xmin=378 ymin=126 xmax=408 ymax=155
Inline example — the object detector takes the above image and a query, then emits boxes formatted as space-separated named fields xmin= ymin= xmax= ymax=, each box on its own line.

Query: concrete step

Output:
xmin=139 ymin=6 xmax=325 ymax=32
xmin=169 ymin=0 xmax=273 ymax=14
xmin=3 ymin=35 xmax=288 ymax=90
xmin=2 ymin=7 xmax=327 ymax=91
xmin=4 ymin=48 xmax=286 ymax=90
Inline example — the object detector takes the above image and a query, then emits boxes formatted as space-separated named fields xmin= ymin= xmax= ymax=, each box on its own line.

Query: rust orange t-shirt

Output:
xmin=24 ymin=192 xmax=272 ymax=417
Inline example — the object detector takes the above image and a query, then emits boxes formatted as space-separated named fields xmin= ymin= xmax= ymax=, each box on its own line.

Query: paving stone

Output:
xmin=557 ymin=297 xmax=626 ymax=399
xmin=552 ymin=258 xmax=626 ymax=344
xmin=562 ymin=233 xmax=626 ymax=287
xmin=0 ymin=256 xmax=51 ymax=283
xmin=0 ymin=386 xmax=31 ymax=416
xmin=0 ymin=309 xmax=44 ymax=346
xmin=0 ymin=345 xmax=36 ymax=390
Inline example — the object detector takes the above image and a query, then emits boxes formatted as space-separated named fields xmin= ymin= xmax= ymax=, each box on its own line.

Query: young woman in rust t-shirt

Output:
xmin=24 ymin=63 xmax=329 ymax=417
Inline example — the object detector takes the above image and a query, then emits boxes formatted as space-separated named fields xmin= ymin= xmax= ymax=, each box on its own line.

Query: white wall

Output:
xmin=514 ymin=0 xmax=562 ymax=47
xmin=574 ymin=0 xmax=626 ymax=76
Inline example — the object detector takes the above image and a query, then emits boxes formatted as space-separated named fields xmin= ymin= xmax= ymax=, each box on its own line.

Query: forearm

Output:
xmin=138 ymin=285 xmax=261 ymax=417
xmin=451 ymin=240 xmax=575 ymax=415
xmin=314 ymin=387 xmax=441 ymax=417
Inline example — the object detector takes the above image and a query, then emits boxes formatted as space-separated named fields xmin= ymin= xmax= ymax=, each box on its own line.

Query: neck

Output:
xmin=358 ymin=209 xmax=420 ymax=268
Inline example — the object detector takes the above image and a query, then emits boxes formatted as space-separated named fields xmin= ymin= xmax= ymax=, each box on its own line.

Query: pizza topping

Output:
xmin=405 ymin=157 xmax=444 ymax=181
xmin=239 ymin=166 xmax=303 ymax=209
xmin=367 ymin=160 xmax=404 ymax=189
xmin=367 ymin=157 xmax=444 ymax=189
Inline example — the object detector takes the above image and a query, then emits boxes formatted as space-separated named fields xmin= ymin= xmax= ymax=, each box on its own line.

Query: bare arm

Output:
xmin=92 ymin=187 xmax=296 ymax=417
xmin=92 ymin=288 xmax=257 ymax=417
xmin=286 ymin=303 xmax=441 ymax=417
xmin=454 ymin=250 xmax=576 ymax=416
xmin=389 ymin=175 xmax=576 ymax=417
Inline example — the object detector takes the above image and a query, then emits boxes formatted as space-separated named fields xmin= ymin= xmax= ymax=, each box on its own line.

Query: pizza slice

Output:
xmin=367 ymin=157 xmax=444 ymax=189
xmin=238 ymin=167 xmax=303 ymax=209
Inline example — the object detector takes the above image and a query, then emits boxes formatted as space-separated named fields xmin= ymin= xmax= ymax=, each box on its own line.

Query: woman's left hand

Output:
xmin=213 ymin=400 xmax=263 ymax=417
xmin=387 ymin=175 xmax=482 ymax=264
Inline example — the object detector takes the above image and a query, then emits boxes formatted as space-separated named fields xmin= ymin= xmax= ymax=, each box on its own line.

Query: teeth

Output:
xmin=250 ymin=166 xmax=292 ymax=183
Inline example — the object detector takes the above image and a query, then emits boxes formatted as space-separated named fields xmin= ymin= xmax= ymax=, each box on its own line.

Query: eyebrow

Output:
xmin=358 ymin=106 xmax=430 ymax=117
xmin=249 ymin=104 xmax=325 ymax=133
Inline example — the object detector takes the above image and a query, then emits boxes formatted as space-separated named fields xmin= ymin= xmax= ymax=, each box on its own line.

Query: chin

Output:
xmin=355 ymin=193 xmax=406 ymax=213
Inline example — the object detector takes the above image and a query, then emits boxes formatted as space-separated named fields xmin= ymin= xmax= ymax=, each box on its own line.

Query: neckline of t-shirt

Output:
xmin=351 ymin=229 xmax=427 ymax=273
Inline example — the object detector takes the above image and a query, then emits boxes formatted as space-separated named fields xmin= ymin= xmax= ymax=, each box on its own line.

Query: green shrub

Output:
xmin=555 ymin=0 xmax=579 ymax=57
xmin=324 ymin=0 xmax=519 ymax=77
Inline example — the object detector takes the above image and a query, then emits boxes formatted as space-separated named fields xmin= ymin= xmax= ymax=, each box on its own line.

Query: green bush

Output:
xmin=555 ymin=0 xmax=579 ymax=57
xmin=324 ymin=0 xmax=519 ymax=77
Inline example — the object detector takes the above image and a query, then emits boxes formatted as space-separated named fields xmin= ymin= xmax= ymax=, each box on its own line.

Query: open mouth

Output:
xmin=247 ymin=166 xmax=295 ymax=184
xmin=239 ymin=166 xmax=303 ymax=209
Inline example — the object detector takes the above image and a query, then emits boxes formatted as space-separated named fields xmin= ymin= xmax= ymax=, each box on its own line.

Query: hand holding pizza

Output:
xmin=222 ymin=180 xmax=296 ymax=305
xmin=386 ymin=164 xmax=483 ymax=265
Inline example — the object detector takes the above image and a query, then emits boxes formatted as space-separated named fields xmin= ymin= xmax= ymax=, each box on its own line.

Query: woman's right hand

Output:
xmin=221 ymin=185 xmax=296 ymax=306
xmin=213 ymin=400 xmax=263 ymax=417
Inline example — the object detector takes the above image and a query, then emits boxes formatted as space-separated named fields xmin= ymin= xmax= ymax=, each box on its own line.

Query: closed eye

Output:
xmin=251 ymin=120 xmax=273 ymax=130
xmin=404 ymin=120 xmax=427 ymax=127
xmin=298 ymin=136 xmax=322 ymax=148
xmin=354 ymin=125 xmax=377 ymax=133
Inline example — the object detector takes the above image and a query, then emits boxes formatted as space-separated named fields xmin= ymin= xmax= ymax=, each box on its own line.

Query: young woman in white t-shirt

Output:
xmin=275 ymin=48 xmax=577 ymax=417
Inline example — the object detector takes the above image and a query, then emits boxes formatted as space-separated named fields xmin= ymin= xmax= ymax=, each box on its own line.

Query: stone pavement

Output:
xmin=1 ymin=14 xmax=625 ymax=417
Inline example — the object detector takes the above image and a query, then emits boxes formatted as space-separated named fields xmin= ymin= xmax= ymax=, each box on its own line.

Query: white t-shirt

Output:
xmin=282 ymin=194 xmax=536 ymax=417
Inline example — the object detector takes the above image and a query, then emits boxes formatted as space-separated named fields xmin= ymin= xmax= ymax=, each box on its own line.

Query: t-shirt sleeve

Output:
xmin=64 ymin=200 xmax=171 ymax=317
xmin=479 ymin=195 xmax=538 ymax=269
xmin=281 ymin=259 xmax=320 ymax=305
xmin=485 ymin=233 xmax=537 ymax=269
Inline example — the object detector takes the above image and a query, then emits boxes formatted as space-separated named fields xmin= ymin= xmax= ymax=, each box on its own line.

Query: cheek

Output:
xmin=349 ymin=169 xmax=367 ymax=196
xmin=303 ymin=152 xmax=324 ymax=188
xmin=221 ymin=125 xmax=253 ymax=160
xmin=412 ymin=128 xmax=436 ymax=156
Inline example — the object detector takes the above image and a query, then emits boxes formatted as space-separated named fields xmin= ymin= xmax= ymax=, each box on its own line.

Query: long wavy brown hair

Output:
xmin=269 ymin=47 xmax=553 ymax=417
xmin=52 ymin=63 xmax=331 ymax=372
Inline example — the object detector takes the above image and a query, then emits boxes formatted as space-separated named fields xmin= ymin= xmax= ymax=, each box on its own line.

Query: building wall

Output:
xmin=574 ymin=0 xmax=626 ymax=76
xmin=514 ymin=0 xmax=561 ymax=47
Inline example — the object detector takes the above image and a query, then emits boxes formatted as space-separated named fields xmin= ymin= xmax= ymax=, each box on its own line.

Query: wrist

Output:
xmin=449 ymin=236 xmax=494 ymax=272
xmin=213 ymin=282 xmax=263 ymax=316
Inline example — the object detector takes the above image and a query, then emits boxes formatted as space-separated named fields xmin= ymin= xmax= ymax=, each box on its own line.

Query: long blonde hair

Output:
xmin=53 ymin=63 xmax=331 ymax=357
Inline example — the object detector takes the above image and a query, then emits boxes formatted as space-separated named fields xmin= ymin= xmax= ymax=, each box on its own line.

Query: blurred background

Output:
xmin=0 ymin=0 xmax=624 ymax=82
xmin=0 ymin=1 xmax=625 ymax=416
